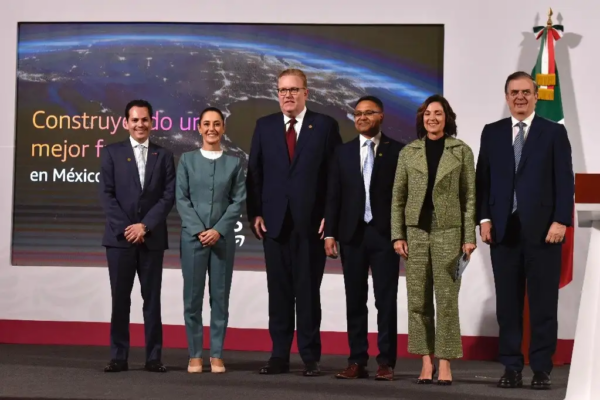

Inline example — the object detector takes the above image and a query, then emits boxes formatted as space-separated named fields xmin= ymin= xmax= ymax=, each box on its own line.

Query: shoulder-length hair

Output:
xmin=416 ymin=94 xmax=458 ymax=139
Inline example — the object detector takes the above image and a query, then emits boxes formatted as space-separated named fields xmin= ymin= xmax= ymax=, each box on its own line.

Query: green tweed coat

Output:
xmin=391 ymin=136 xmax=476 ymax=244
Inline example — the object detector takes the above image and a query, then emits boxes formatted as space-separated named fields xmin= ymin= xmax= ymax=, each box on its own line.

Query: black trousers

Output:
xmin=340 ymin=222 xmax=400 ymax=368
xmin=263 ymin=210 xmax=326 ymax=364
xmin=490 ymin=213 xmax=562 ymax=373
xmin=106 ymin=245 xmax=164 ymax=362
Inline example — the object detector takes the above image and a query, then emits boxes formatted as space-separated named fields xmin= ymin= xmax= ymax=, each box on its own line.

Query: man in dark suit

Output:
xmin=324 ymin=96 xmax=403 ymax=381
xmin=99 ymin=99 xmax=176 ymax=373
xmin=246 ymin=68 xmax=342 ymax=376
xmin=476 ymin=71 xmax=574 ymax=390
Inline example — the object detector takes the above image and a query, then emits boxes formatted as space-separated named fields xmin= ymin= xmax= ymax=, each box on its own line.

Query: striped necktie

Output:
xmin=363 ymin=140 xmax=374 ymax=222
xmin=512 ymin=122 xmax=526 ymax=213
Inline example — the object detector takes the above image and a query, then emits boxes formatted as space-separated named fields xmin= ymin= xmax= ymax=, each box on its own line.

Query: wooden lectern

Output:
xmin=565 ymin=173 xmax=600 ymax=399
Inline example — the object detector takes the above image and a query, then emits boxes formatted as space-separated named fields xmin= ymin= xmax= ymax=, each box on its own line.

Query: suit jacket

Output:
xmin=391 ymin=136 xmax=476 ymax=244
xmin=176 ymin=151 xmax=246 ymax=243
xmin=475 ymin=115 xmax=574 ymax=243
xmin=325 ymin=133 xmax=404 ymax=243
xmin=99 ymin=139 xmax=176 ymax=250
xmin=246 ymin=109 xmax=342 ymax=238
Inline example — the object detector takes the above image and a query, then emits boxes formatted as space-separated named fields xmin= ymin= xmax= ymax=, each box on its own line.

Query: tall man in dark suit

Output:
xmin=476 ymin=72 xmax=574 ymax=390
xmin=99 ymin=99 xmax=176 ymax=373
xmin=324 ymin=96 xmax=403 ymax=381
xmin=246 ymin=69 xmax=342 ymax=376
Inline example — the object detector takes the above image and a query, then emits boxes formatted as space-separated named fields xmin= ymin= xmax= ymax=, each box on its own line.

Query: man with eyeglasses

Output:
xmin=324 ymin=95 xmax=404 ymax=381
xmin=246 ymin=68 xmax=342 ymax=376
xmin=475 ymin=71 xmax=574 ymax=390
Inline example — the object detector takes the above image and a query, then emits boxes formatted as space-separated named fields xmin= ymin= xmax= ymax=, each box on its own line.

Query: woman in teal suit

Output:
xmin=176 ymin=107 xmax=246 ymax=374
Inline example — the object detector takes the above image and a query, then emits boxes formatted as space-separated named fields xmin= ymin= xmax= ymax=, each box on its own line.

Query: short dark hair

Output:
xmin=504 ymin=71 xmax=539 ymax=94
xmin=416 ymin=94 xmax=457 ymax=139
xmin=124 ymin=99 xmax=153 ymax=120
xmin=199 ymin=106 xmax=225 ymax=124
xmin=355 ymin=95 xmax=384 ymax=111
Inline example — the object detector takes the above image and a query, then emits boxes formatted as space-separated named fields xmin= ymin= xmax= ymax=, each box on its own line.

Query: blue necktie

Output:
xmin=512 ymin=122 xmax=526 ymax=213
xmin=363 ymin=140 xmax=374 ymax=222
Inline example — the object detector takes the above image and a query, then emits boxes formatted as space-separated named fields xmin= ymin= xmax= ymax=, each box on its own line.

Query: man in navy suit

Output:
xmin=476 ymin=72 xmax=574 ymax=390
xmin=99 ymin=99 xmax=176 ymax=373
xmin=246 ymin=68 xmax=342 ymax=376
xmin=324 ymin=96 xmax=403 ymax=381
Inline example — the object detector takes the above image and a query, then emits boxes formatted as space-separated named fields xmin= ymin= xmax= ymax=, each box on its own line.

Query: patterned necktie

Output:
xmin=286 ymin=118 xmax=297 ymax=161
xmin=135 ymin=144 xmax=146 ymax=189
xmin=512 ymin=121 xmax=526 ymax=212
xmin=363 ymin=140 xmax=375 ymax=222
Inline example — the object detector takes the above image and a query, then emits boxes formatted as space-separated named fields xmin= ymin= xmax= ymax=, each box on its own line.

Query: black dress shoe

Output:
xmin=259 ymin=360 xmax=290 ymax=375
xmin=303 ymin=362 xmax=320 ymax=377
xmin=497 ymin=370 xmax=523 ymax=388
xmin=144 ymin=360 xmax=167 ymax=373
xmin=531 ymin=372 xmax=551 ymax=390
xmin=437 ymin=379 xmax=452 ymax=386
xmin=104 ymin=359 xmax=128 ymax=372
xmin=416 ymin=365 xmax=437 ymax=384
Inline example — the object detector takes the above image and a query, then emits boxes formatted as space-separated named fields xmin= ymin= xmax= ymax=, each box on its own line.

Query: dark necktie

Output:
xmin=286 ymin=118 xmax=297 ymax=161
xmin=512 ymin=121 xmax=526 ymax=213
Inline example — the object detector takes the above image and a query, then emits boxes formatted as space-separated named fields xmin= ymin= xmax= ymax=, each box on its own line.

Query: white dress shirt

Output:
xmin=511 ymin=111 xmax=535 ymax=143
xmin=325 ymin=132 xmax=382 ymax=240
xmin=283 ymin=106 xmax=307 ymax=138
xmin=359 ymin=132 xmax=381 ymax=170
xmin=200 ymin=149 xmax=223 ymax=159
xmin=480 ymin=112 xmax=535 ymax=224
xmin=130 ymin=135 xmax=149 ymax=163
xmin=130 ymin=136 xmax=148 ymax=188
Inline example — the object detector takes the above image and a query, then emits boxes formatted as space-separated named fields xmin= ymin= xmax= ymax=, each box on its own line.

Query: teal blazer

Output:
xmin=176 ymin=151 xmax=246 ymax=242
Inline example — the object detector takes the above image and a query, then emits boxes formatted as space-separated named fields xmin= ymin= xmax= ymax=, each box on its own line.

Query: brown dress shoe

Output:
xmin=335 ymin=363 xmax=369 ymax=379
xmin=375 ymin=365 xmax=394 ymax=381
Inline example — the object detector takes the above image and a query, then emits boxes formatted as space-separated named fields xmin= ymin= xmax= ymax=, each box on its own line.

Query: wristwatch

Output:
xmin=142 ymin=224 xmax=149 ymax=235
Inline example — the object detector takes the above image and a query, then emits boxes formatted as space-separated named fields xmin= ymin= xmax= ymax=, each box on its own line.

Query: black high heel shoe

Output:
xmin=437 ymin=365 xmax=453 ymax=386
xmin=416 ymin=365 xmax=437 ymax=384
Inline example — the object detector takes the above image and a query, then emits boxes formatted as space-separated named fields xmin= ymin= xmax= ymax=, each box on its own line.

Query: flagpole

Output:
xmin=522 ymin=7 xmax=572 ymax=367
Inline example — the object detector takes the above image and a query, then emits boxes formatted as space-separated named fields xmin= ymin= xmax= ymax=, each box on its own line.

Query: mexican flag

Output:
xmin=530 ymin=17 xmax=573 ymax=289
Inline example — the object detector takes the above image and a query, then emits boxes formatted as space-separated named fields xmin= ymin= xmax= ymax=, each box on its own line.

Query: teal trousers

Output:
xmin=181 ymin=234 xmax=235 ymax=359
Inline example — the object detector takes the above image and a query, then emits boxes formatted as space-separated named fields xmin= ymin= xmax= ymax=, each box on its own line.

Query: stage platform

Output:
xmin=0 ymin=344 xmax=569 ymax=400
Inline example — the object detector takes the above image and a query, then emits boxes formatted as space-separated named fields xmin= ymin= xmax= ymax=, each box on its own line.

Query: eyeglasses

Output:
xmin=353 ymin=111 xmax=382 ymax=118
xmin=277 ymin=87 xmax=306 ymax=96
xmin=508 ymin=90 xmax=534 ymax=98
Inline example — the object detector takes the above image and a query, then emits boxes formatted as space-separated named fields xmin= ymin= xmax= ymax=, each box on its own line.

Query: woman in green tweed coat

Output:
xmin=391 ymin=94 xmax=476 ymax=385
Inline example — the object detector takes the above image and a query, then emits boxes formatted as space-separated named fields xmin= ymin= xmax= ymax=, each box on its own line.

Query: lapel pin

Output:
xmin=152 ymin=152 xmax=158 ymax=155
xmin=127 ymin=158 xmax=131 ymax=161
xmin=309 ymin=125 xmax=313 ymax=129
xmin=379 ymin=153 xmax=383 ymax=157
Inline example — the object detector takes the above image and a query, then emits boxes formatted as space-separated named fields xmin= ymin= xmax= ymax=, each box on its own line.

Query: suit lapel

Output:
xmin=517 ymin=115 xmax=541 ymax=173
xmin=142 ymin=142 xmax=159 ymax=191
xmin=123 ymin=140 xmax=142 ymax=192
xmin=371 ymin=133 xmax=389 ymax=183
xmin=349 ymin=137 xmax=362 ymax=180
xmin=291 ymin=110 xmax=315 ymax=169
xmin=434 ymin=137 xmax=461 ymax=187
xmin=273 ymin=113 xmax=290 ymax=167
xmin=407 ymin=139 xmax=428 ymax=175
xmin=346 ymin=138 xmax=365 ymax=204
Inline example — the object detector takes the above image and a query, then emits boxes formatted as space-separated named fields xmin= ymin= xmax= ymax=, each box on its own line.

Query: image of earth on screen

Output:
xmin=12 ymin=23 xmax=444 ymax=271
